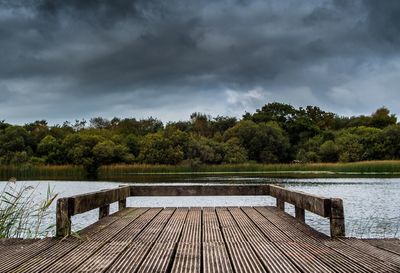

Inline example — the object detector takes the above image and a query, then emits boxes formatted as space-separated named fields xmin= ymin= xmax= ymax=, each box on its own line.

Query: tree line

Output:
xmin=1 ymin=102 xmax=399 ymax=173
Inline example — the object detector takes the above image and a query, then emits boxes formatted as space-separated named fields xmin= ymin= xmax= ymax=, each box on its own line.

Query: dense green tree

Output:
xmin=224 ymin=121 xmax=290 ymax=163
xmin=319 ymin=140 xmax=339 ymax=162
xmin=381 ymin=125 xmax=400 ymax=159
xmin=138 ymin=130 xmax=187 ymax=164
xmin=0 ymin=103 xmax=399 ymax=172
xmin=336 ymin=132 xmax=363 ymax=162
xmin=370 ymin=107 xmax=397 ymax=128
xmin=190 ymin=112 xmax=212 ymax=137
xmin=211 ymin=116 xmax=237 ymax=135
xmin=37 ymin=135 xmax=64 ymax=164
xmin=124 ymin=134 xmax=141 ymax=157
xmin=188 ymin=137 xmax=224 ymax=164
xmin=223 ymin=138 xmax=248 ymax=163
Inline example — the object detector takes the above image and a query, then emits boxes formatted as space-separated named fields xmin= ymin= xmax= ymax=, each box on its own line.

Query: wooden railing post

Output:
xmin=56 ymin=198 xmax=71 ymax=237
xmin=99 ymin=205 xmax=110 ymax=219
xmin=330 ymin=198 xmax=345 ymax=238
xmin=118 ymin=185 xmax=127 ymax=211
xmin=118 ymin=199 xmax=127 ymax=210
xmin=276 ymin=198 xmax=285 ymax=211
xmin=295 ymin=206 xmax=305 ymax=222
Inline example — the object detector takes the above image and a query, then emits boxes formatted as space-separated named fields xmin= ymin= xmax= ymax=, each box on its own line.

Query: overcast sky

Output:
xmin=0 ymin=0 xmax=400 ymax=124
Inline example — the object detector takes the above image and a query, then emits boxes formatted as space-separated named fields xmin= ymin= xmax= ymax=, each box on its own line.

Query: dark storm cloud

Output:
xmin=0 ymin=0 xmax=400 ymax=123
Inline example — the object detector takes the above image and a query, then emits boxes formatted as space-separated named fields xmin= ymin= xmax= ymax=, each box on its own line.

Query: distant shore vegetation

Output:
xmin=1 ymin=102 xmax=400 ymax=176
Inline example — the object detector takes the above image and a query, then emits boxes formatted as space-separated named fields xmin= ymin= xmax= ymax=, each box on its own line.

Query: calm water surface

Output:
xmin=0 ymin=176 xmax=399 ymax=238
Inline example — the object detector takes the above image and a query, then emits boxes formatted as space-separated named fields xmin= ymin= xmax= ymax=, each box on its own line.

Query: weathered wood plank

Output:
xmin=129 ymin=184 xmax=270 ymax=196
xmin=241 ymin=207 xmax=292 ymax=242
xmin=216 ymin=208 xmax=266 ymax=272
xmin=78 ymin=208 xmax=138 ymax=239
xmin=339 ymin=238 xmax=400 ymax=267
xmin=250 ymin=241 xmax=301 ymax=273
xmin=156 ymin=208 xmax=188 ymax=243
xmin=87 ymin=209 xmax=148 ymax=242
xmin=73 ymin=241 xmax=130 ymax=273
xmin=324 ymin=240 xmax=399 ymax=273
xmin=203 ymin=208 xmax=224 ymax=243
xmin=40 ymin=242 xmax=105 ymax=273
xmin=274 ymin=242 xmax=334 ymax=273
xmin=363 ymin=239 xmax=400 ymax=255
xmin=105 ymin=209 xmax=175 ymax=273
xmin=269 ymin=185 xmax=331 ymax=217
xmin=56 ymin=186 xmax=131 ymax=237
xmin=229 ymin=207 xmax=300 ymax=273
xmin=10 ymin=239 xmax=81 ymax=273
xmin=300 ymin=241 xmax=375 ymax=273
xmin=255 ymin=207 xmax=319 ymax=243
xmin=203 ymin=242 xmax=233 ymax=273
xmin=35 ymin=208 xmax=148 ymax=273
xmin=295 ymin=206 xmax=305 ymax=222
xmin=228 ymin=207 xmax=270 ymax=244
xmin=330 ymin=198 xmax=346 ymax=237
xmin=136 ymin=208 xmax=188 ymax=273
xmin=0 ymin=239 xmax=39 ymax=255
xmin=70 ymin=186 xmax=130 ymax=215
xmin=172 ymin=208 xmax=202 ymax=273
xmin=266 ymin=206 xmax=330 ymax=240
xmin=0 ymin=238 xmax=58 ymax=273
xmin=202 ymin=208 xmax=233 ymax=273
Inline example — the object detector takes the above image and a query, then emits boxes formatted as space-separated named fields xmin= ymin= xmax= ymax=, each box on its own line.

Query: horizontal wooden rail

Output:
xmin=56 ymin=184 xmax=345 ymax=238
xmin=56 ymin=186 xmax=130 ymax=237
xmin=269 ymin=184 xmax=331 ymax=217
xmin=129 ymin=184 xmax=270 ymax=196
xmin=268 ymin=184 xmax=345 ymax=237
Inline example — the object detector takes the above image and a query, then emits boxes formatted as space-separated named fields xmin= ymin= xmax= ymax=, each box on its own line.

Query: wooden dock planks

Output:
xmin=39 ymin=208 xmax=151 ymax=273
xmin=105 ymin=208 xmax=175 ymax=273
xmin=216 ymin=208 xmax=266 ymax=272
xmin=171 ymin=208 xmax=202 ymax=273
xmin=228 ymin=207 xmax=300 ymax=273
xmin=2 ymin=206 xmax=400 ymax=273
xmin=202 ymin=208 xmax=233 ymax=273
xmin=136 ymin=208 xmax=188 ymax=273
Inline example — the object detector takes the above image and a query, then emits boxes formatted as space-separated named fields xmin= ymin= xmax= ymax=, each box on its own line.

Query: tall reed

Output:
xmin=0 ymin=179 xmax=57 ymax=238
xmin=99 ymin=160 xmax=400 ymax=175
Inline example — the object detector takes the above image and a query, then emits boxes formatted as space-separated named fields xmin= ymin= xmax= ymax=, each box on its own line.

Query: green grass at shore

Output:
xmin=2 ymin=161 xmax=400 ymax=181
xmin=99 ymin=160 xmax=400 ymax=175
xmin=0 ymin=165 xmax=85 ymax=181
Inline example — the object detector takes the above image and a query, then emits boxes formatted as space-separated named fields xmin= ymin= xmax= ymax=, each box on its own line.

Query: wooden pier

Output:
xmin=1 ymin=184 xmax=400 ymax=273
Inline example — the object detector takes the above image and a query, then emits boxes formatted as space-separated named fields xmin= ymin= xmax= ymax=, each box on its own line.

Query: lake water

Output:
xmin=0 ymin=176 xmax=399 ymax=238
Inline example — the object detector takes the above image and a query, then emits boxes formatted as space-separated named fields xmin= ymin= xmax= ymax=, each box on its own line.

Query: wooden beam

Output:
xmin=330 ymin=198 xmax=345 ymax=238
xmin=118 ymin=199 xmax=127 ymax=210
xmin=295 ymin=206 xmax=305 ymax=222
xmin=56 ymin=198 xmax=72 ymax=237
xmin=70 ymin=186 xmax=130 ymax=215
xmin=99 ymin=205 xmax=110 ymax=219
xmin=276 ymin=198 xmax=285 ymax=211
xmin=129 ymin=184 xmax=270 ymax=197
xmin=269 ymin=185 xmax=331 ymax=217
xmin=55 ymin=186 xmax=130 ymax=237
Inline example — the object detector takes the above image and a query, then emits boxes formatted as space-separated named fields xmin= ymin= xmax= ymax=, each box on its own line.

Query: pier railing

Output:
xmin=56 ymin=184 xmax=345 ymax=238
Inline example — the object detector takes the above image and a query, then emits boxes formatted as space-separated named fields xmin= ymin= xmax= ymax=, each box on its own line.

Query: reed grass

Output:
xmin=0 ymin=164 xmax=85 ymax=181
xmin=0 ymin=179 xmax=57 ymax=238
xmin=1 ymin=160 xmax=400 ymax=181
xmin=98 ymin=160 xmax=400 ymax=175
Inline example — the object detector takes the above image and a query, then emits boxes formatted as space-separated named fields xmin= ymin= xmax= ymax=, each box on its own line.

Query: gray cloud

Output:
xmin=0 ymin=0 xmax=400 ymax=124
